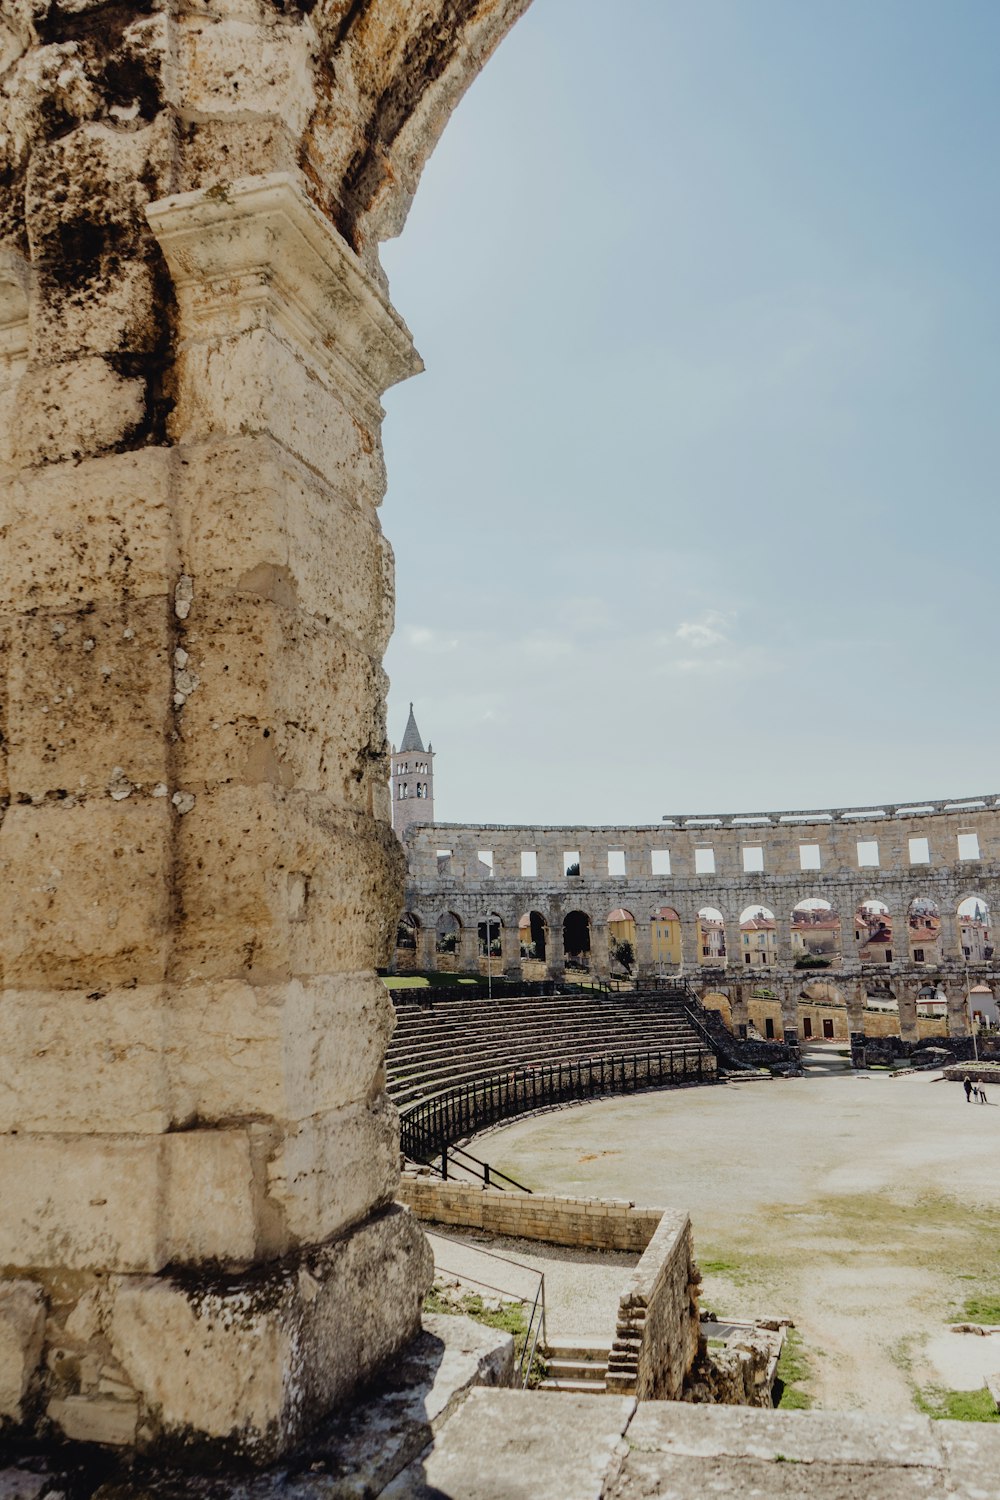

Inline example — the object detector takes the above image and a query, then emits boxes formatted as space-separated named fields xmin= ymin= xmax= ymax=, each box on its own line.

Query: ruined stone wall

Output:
xmin=0 ymin=0 xmax=532 ymax=1463
xmin=399 ymin=1176 xmax=663 ymax=1252
xmin=605 ymin=1209 xmax=700 ymax=1401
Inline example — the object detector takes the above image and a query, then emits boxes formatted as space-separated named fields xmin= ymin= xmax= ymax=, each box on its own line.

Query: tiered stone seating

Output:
xmin=386 ymin=988 xmax=716 ymax=1111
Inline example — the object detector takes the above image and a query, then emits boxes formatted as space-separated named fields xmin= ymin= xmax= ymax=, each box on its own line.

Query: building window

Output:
xmin=803 ymin=1017 xmax=813 ymax=1039
xmin=823 ymin=1019 xmax=834 ymax=1039
xmin=800 ymin=844 xmax=821 ymax=871
xmin=608 ymin=850 xmax=626 ymax=877
xmin=765 ymin=1018 xmax=775 ymax=1039
xmin=958 ymin=832 xmax=981 ymax=861
xmin=695 ymin=848 xmax=715 ymax=875
xmin=520 ymin=851 xmax=537 ymax=877
xmin=742 ymin=846 xmax=764 ymax=873
xmin=914 ymin=948 xmax=925 ymax=963
xmin=857 ymin=840 xmax=879 ymax=868
xmin=909 ymin=837 xmax=930 ymax=864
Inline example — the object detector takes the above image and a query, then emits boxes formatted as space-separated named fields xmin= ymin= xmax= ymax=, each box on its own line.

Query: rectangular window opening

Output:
xmin=520 ymin=850 xmax=537 ymax=878
xmin=908 ymin=837 xmax=930 ymax=865
xmin=436 ymin=849 xmax=452 ymax=874
xmin=650 ymin=849 xmax=671 ymax=875
xmin=799 ymin=844 xmax=821 ymax=871
xmin=564 ymin=851 xmax=581 ymax=877
xmin=857 ymin=840 xmax=880 ymax=868
xmin=607 ymin=850 xmax=627 ymax=877
xmin=478 ymin=849 xmax=494 ymax=878
xmin=694 ymin=847 xmax=716 ymax=875
xmin=958 ymin=832 xmax=981 ymax=861
xmin=742 ymin=846 xmax=764 ymax=873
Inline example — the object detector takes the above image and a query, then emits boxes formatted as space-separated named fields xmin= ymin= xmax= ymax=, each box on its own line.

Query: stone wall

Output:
xmin=399 ymin=1177 xmax=662 ymax=1253
xmin=605 ymin=1209 xmax=699 ymax=1401
xmin=0 ymin=0 xmax=532 ymax=1463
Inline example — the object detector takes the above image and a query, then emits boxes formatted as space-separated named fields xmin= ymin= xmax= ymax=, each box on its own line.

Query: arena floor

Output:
xmin=478 ymin=1066 xmax=1000 ymax=1413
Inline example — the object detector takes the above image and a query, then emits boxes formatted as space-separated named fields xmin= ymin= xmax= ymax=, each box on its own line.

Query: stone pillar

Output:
xmin=779 ymin=985 xmax=800 ymax=1053
xmin=501 ymin=921 xmax=522 ymax=982
xmin=847 ymin=981 xmax=868 ymax=1067
xmin=547 ymin=912 xmax=565 ymax=983
xmin=460 ymin=921 xmax=481 ymax=974
xmin=591 ymin=920 xmax=611 ymax=981
xmin=730 ymin=984 xmax=749 ymax=1039
xmin=897 ymin=982 xmax=919 ymax=1044
xmin=775 ymin=914 xmax=795 ymax=969
xmin=0 ymin=157 xmax=433 ymax=1466
xmin=635 ymin=917 xmax=655 ymax=982
xmin=947 ymin=983 xmax=971 ymax=1039
xmin=419 ymin=922 xmax=437 ymax=974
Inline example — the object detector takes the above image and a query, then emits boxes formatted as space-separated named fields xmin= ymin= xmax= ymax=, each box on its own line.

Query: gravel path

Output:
xmin=426 ymin=1228 xmax=638 ymax=1342
xmin=472 ymin=1071 xmax=1000 ymax=1413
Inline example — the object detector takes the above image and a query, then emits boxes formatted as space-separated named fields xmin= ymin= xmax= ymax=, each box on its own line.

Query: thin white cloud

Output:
xmin=675 ymin=610 xmax=730 ymax=649
xmin=402 ymin=625 xmax=459 ymax=653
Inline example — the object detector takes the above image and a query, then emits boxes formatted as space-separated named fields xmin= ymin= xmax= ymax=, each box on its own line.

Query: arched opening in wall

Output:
xmin=798 ymin=980 xmax=849 ymax=1043
xmin=791 ymin=898 xmax=841 ymax=968
xmin=855 ymin=899 xmax=894 ymax=965
xmin=863 ymin=977 xmax=899 ymax=1038
xmin=434 ymin=911 xmax=462 ymax=955
xmin=563 ymin=910 xmax=591 ymax=971
xmin=696 ymin=907 xmax=726 ymax=966
xmin=651 ymin=906 xmax=682 ymax=970
xmin=608 ymin=908 xmax=637 ymax=976
xmin=518 ymin=910 xmax=548 ymax=981
xmin=957 ymin=895 xmax=993 ymax=964
xmin=477 ymin=913 xmax=502 ymax=961
xmin=907 ymin=898 xmax=941 ymax=965
xmin=916 ymin=980 xmax=948 ymax=1029
xmin=969 ymin=983 xmax=999 ymax=1030
xmin=393 ymin=912 xmax=420 ymax=972
xmin=702 ymin=990 xmax=733 ymax=1032
xmin=739 ymin=905 xmax=774 ymax=969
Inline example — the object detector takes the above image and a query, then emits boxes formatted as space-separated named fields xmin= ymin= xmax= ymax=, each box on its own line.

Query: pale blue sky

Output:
xmin=381 ymin=0 xmax=1000 ymax=825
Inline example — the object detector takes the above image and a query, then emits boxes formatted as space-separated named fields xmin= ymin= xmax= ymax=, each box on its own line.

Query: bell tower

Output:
xmin=391 ymin=703 xmax=435 ymax=838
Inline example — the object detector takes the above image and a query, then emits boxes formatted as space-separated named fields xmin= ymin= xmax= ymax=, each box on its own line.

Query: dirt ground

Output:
xmin=478 ymin=1068 xmax=1000 ymax=1413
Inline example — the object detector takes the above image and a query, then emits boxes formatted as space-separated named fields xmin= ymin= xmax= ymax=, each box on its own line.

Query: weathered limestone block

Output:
xmin=12 ymin=358 xmax=148 ymax=468
xmin=266 ymin=1094 xmax=399 ymax=1246
xmin=175 ymin=594 xmax=386 ymax=804
xmin=173 ymin=784 xmax=405 ymax=981
xmin=102 ymin=1204 xmax=432 ymax=1463
xmin=0 ymin=974 xmax=395 ymax=1136
xmin=0 ymin=450 xmax=178 ymax=613
xmin=0 ymin=1129 xmax=266 ymax=1272
xmin=6 ymin=598 xmax=175 ymax=798
xmin=0 ymin=799 xmax=172 ymax=989
xmin=0 ymin=1283 xmax=44 ymax=1428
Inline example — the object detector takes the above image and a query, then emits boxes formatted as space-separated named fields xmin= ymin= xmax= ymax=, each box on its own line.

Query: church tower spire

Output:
xmin=390 ymin=703 xmax=435 ymax=838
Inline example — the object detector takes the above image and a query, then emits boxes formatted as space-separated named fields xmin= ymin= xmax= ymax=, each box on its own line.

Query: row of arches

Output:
xmin=395 ymin=894 xmax=993 ymax=971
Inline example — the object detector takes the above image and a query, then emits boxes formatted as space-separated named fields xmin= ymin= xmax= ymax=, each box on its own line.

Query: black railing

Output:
xmin=399 ymin=1048 xmax=708 ymax=1164
xmin=438 ymin=1141 xmax=532 ymax=1193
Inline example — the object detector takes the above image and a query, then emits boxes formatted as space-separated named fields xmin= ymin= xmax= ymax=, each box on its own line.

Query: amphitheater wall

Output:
xmin=399 ymin=1177 xmax=663 ymax=1254
xmin=607 ymin=1209 xmax=700 ymax=1402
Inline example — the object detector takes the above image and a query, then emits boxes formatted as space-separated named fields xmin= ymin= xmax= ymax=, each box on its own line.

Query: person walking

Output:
xmin=963 ymin=1075 xmax=973 ymax=1102
xmin=979 ymin=1085 xmax=988 ymax=1104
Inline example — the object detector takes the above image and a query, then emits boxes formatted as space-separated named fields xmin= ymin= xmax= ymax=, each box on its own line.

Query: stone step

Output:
xmin=536 ymin=1377 xmax=608 ymax=1395
xmin=544 ymin=1359 xmax=607 ymax=1383
xmin=543 ymin=1338 xmax=612 ymax=1364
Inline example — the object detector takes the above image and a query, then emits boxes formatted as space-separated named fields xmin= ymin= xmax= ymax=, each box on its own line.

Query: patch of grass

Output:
xmin=423 ymin=1287 xmax=547 ymax=1386
xmin=774 ymin=1329 xmax=814 ymax=1411
xmin=382 ymin=972 xmax=482 ymax=988
xmin=700 ymin=1257 xmax=743 ymax=1277
xmin=914 ymin=1385 xmax=1000 ymax=1423
xmin=963 ymin=1295 xmax=1000 ymax=1324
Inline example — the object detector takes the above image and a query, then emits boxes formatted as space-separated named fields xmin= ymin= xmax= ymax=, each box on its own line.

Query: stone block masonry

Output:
xmin=0 ymin=0 xmax=535 ymax=1462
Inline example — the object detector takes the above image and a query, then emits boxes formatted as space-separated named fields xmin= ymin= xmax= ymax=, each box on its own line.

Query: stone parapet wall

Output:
xmin=399 ymin=1177 xmax=662 ymax=1253
xmin=606 ymin=1210 xmax=699 ymax=1400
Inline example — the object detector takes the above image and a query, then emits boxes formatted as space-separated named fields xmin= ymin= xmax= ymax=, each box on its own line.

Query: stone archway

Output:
xmin=0 ymin=0 xmax=536 ymax=1460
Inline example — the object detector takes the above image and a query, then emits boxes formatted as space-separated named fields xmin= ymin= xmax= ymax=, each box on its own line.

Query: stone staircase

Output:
xmin=538 ymin=1336 xmax=611 ymax=1395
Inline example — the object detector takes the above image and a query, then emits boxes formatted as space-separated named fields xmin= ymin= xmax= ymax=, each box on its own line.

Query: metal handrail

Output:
xmin=428 ymin=1230 xmax=546 ymax=1389
xmin=399 ymin=1045 xmax=709 ymax=1167
xmin=439 ymin=1141 xmax=532 ymax=1193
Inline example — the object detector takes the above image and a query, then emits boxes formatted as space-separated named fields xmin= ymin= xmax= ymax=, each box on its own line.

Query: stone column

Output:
xmin=460 ymin=921 xmax=481 ymax=974
xmin=547 ymin=911 xmax=565 ymax=983
xmin=0 ymin=164 xmax=433 ymax=1460
xmin=419 ymin=922 xmax=437 ymax=974
xmin=730 ymin=984 xmax=749 ymax=1039
xmin=501 ymin=920 xmax=522 ymax=981
xmin=897 ymin=982 xmax=919 ymax=1044
xmin=779 ymin=984 xmax=802 ymax=1064
xmin=947 ymin=983 xmax=971 ymax=1039
xmin=847 ymin=981 xmax=868 ymax=1067
xmin=635 ymin=916 xmax=655 ymax=982
xmin=591 ymin=920 xmax=611 ymax=981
